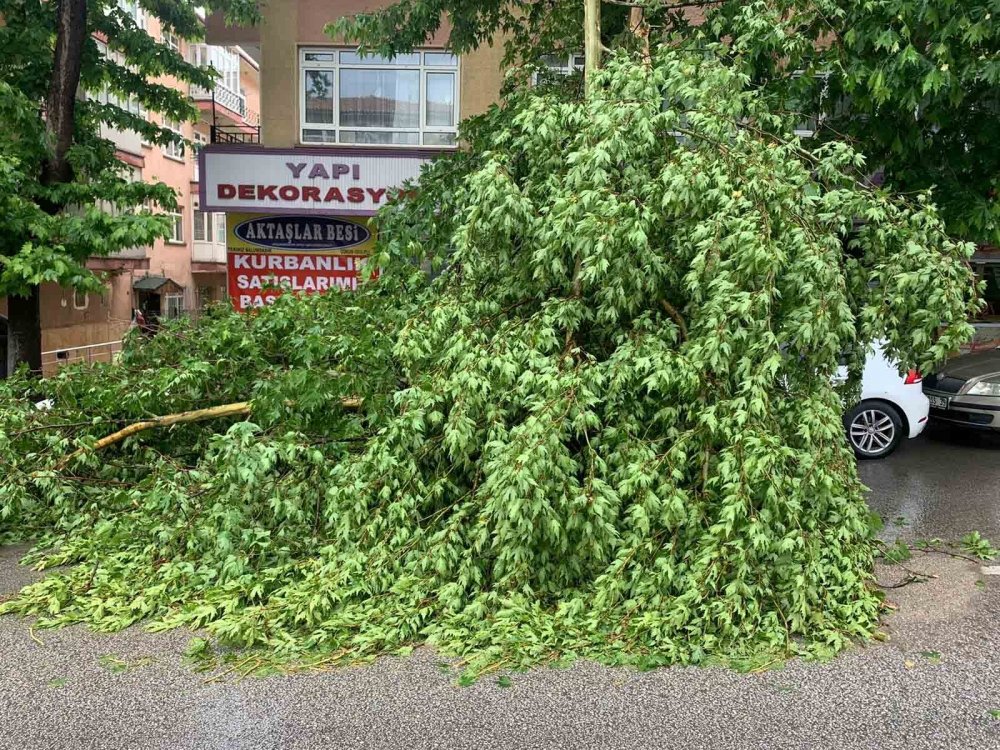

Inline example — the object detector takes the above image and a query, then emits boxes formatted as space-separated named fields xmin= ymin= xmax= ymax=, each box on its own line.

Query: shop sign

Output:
xmin=226 ymin=212 xmax=378 ymax=312
xmin=201 ymin=146 xmax=434 ymax=216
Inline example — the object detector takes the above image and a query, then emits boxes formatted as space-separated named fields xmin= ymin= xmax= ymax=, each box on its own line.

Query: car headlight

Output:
xmin=966 ymin=378 xmax=1000 ymax=397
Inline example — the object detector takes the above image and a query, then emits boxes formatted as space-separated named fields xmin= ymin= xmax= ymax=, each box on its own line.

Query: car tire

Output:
xmin=846 ymin=401 xmax=904 ymax=460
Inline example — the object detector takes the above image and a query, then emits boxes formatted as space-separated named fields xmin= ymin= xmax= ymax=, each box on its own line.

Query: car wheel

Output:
xmin=846 ymin=401 xmax=904 ymax=460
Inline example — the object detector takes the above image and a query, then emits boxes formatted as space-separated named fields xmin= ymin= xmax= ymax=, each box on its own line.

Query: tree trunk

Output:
xmin=7 ymin=287 xmax=43 ymax=377
xmin=584 ymin=0 xmax=602 ymax=93
xmin=630 ymin=6 xmax=651 ymax=64
xmin=42 ymin=0 xmax=88 ymax=187
xmin=12 ymin=0 xmax=89 ymax=375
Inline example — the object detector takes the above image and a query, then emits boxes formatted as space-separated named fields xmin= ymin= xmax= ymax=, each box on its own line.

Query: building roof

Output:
xmin=133 ymin=275 xmax=176 ymax=292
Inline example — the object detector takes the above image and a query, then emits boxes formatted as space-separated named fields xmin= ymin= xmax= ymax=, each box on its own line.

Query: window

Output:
xmin=790 ymin=72 xmax=831 ymax=138
xmin=973 ymin=263 xmax=1000 ymax=321
xmin=166 ymin=294 xmax=185 ymax=320
xmin=163 ymin=120 xmax=184 ymax=160
xmin=73 ymin=290 xmax=89 ymax=311
xmin=215 ymin=213 xmax=227 ymax=244
xmin=541 ymin=53 xmax=585 ymax=76
xmin=117 ymin=0 xmax=146 ymax=29
xmin=164 ymin=31 xmax=181 ymax=53
xmin=167 ymin=212 xmax=184 ymax=244
xmin=300 ymin=49 xmax=459 ymax=147
xmin=92 ymin=40 xmax=143 ymax=117
xmin=531 ymin=53 xmax=585 ymax=88
xmin=193 ymin=209 xmax=209 ymax=242
xmin=192 ymin=130 xmax=208 ymax=180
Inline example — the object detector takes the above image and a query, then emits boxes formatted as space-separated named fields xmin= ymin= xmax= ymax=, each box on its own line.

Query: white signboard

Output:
xmin=199 ymin=146 xmax=435 ymax=216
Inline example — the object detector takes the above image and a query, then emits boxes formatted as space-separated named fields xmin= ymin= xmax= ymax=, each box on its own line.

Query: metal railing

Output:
xmin=211 ymin=124 xmax=260 ymax=144
xmin=41 ymin=339 xmax=124 ymax=372
xmin=191 ymin=81 xmax=248 ymax=119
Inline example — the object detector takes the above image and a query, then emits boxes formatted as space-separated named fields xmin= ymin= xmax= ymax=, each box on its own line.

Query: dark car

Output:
xmin=922 ymin=348 xmax=1000 ymax=431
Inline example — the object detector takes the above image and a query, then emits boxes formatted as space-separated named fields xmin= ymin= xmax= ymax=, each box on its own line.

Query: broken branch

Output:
xmin=56 ymin=398 xmax=362 ymax=469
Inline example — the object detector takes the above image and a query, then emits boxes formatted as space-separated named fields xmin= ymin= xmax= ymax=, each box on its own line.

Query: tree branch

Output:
xmin=660 ymin=299 xmax=688 ymax=341
xmin=55 ymin=398 xmax=363 ymax=469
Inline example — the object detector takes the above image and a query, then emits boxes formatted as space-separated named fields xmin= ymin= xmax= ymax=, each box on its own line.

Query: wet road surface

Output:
xmin=861 ymin=424 xmax=1000 ymax=543
xmin=1 ymin=426 xmax=999 ymax=750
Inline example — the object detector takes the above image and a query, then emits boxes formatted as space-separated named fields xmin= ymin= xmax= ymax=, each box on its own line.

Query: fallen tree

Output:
xmin=0 ymin=48 xmax=977 ymax=675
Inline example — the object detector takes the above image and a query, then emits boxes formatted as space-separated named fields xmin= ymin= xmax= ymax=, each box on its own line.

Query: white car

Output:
xmin=838 ymin=343 xmax=930 ymax=459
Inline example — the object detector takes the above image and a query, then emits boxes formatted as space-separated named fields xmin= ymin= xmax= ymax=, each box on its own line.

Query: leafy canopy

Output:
xmin=0 ymin=0 xmax=252 ymax=296
xmin=335 ymin=0 xmax=1000 ymax=244
xmin=0 ymin=48 xmax=977 ymax=674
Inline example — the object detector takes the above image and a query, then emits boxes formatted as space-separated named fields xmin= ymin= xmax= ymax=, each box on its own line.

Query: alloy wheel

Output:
xmin=849 ymin=409 xmax=896 ymax=456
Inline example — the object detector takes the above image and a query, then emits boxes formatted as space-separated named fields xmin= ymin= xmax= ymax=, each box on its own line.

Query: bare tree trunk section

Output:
xmin=42 ymin=0 xmax=88 ymax=187
xmin=7 ymin=287 xmax=43 ymax=377
xmin=584 ymin=0 xmax=602 ymax=93
xmin=630 ymin=5 xmax=651 ymax=64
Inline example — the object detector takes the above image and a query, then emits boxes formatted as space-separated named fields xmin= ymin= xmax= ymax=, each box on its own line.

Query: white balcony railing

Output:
xmin=192 ymin=241 xmax=226 ymax=264
xmin=42 ymin=340 xmax=124 ymax=373
xmin=189 ymin=44 xmax=247 ymax=119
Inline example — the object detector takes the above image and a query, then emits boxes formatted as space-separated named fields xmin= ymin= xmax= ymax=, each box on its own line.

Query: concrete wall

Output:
xmin=260 ymin=1 xmax=300 ymax=147
xmin=298 ymin=0 xmax=450 ymax=45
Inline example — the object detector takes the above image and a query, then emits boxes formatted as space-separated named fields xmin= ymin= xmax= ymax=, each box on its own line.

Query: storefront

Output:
xmin=200 ymin=146 xmax=437 ymax=310
xmin=197 ymin=0 xmax=506 ymax=312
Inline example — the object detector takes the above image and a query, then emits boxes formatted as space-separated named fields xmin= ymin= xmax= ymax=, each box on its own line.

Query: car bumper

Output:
xmin=924 ymin=390 xmax=1000 ymax=431
xmin=909 ymin=400 xmax=930 ymax=439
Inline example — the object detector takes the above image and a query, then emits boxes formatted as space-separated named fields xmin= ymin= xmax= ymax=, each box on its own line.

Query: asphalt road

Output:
xmin=2 ymin=425 xmax=999 ymax=750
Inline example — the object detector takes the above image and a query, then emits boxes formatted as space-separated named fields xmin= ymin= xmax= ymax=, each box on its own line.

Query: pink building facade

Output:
xmin=0 ymin=5 xmax=260 ymax=376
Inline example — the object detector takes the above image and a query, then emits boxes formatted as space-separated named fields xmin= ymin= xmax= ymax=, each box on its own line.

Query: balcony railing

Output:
xmin=211 ymin=124 xmax=260 ymax=144
xmin=42 ymin=340 xmax=124 ymax=374
xmin=191 ymin=80 xmax=247 ymax=119
xmin=192 ymin=241 xmax=226 ymax=264
xmin=188 ymin=44 xmax=249 ymax=121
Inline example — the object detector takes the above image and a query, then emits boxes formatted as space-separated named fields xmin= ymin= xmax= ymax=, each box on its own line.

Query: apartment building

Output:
xmin=192 ymin=1 xmax=505 ymax=312
xmin=0 ymin=4 xmax=260 ymax=376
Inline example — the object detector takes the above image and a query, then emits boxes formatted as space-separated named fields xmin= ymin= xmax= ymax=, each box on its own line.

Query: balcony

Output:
xmin=211 ymin=124 xmax=260 ymax=144
xmin=192 ymin=241 xmax=226 ymax=265
xmin=188 ymin=44 xmax=257 ymax=126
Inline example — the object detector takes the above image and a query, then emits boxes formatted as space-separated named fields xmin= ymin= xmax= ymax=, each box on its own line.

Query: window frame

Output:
xmin=214 ymin=213 xmax=227 ymax=244
xmin=162 ymin=119 xmax=185 ymax=161
xmin=165 ymin=294 xmax=185 ymax=320
xmin=166 ymin=212 xmax=185 ymax=244
xmin=73 ymin=290 xmax=90 ymax=311
xmin=164 ymin=31 xmax=181 ymax=53
xmin=298 ymin=48 xmax=460 ymax=148
xmin=117 ymin=0 xmax=146 ymax=30
xmin=197 ymin=285 xmax=213 ymax=310
xmin=790 ymin=71 xmax=831 ymax=139
xmin=192 ymin=207 xmax=210 ymax=243
xmin=191 ymin=129 xmax=208 ymax=180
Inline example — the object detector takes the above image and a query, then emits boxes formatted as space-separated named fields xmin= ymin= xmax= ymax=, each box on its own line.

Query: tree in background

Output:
xmin=707 ymin=0 xmax=1000 ymax=247
xmin=0 ymin=0 xmax=255 ymax=374
xmin=0 ymin=0 xmax=978 ymax=675
xmin=335 ymin=0 xmax=1000 ymax=247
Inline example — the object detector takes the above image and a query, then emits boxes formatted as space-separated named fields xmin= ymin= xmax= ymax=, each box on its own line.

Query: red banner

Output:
xmin=227 ymin=251 xmax=377 ymax=312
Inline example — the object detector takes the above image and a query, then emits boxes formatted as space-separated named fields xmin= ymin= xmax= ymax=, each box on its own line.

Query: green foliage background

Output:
xmin=0 ymin=49 xmax=978 ymax=674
